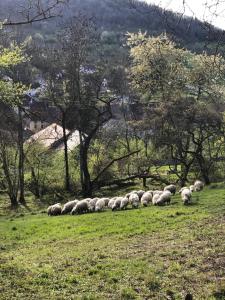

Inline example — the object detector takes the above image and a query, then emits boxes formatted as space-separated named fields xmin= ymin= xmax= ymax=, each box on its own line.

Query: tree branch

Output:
xmin=2 ymin=0 xmax=68 ymax=26
xmin=92 ymin=149 xmax=140 ymax=185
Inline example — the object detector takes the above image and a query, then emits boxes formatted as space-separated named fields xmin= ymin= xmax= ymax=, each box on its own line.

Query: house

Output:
xmin=25 ymin=123 xmax=80 ymax=151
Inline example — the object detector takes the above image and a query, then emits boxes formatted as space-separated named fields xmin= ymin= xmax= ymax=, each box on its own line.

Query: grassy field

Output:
xmin=0 ymin=186 xmax=225 ymax=299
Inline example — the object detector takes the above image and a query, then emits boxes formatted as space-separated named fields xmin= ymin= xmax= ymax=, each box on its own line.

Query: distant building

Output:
xmin=23 ymin=97 xmax=61 ymax=134
xmin=25 ymin=123 xmax=80 ymax=151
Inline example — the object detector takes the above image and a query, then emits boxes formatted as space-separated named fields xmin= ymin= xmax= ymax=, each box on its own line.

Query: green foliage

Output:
xmin=0 ymin=145 xmax=19 ymax=192
xmin=25 ymin=142 xmax=56 ymax=195
xmin=0 ymin=43 xmax=28 ymax=105
xmin=0 ymin=80 xmax=27 ymax=105
xmin=127 ymin=32 xmax=225 ymax=102
xmin=0 ymin=44 xmax=26 ymax=68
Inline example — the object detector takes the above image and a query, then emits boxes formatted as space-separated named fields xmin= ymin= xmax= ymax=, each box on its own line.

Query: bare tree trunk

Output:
xmin=80 ymin=141 xmax=92 ymax=197
xmin=1 ymin=149 xmax=18 ymax=208
xmin=143 ymin=177 xmax=147 ymax=187
xmin=197 ymin=155 xmax=210 ymax=185
xmin=78 ymin=130 xmax=84 ymax=191
xmin=180 ymin=163 xmax=190 ymax=187
xmin=18 ymin=106 xmax=25 ymax=205
xmin=30 ymin=167 xmax=40 ymax=199
xmin=62 ymin=112 xmax=71 ymax=191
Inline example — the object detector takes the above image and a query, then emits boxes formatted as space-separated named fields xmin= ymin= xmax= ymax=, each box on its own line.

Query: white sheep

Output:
xmin=95 ymin=199 xmax=106 ymax=212
xmin=147 ymin=190 xmax=154 ymax=196
xmin=112 ymin=197 xmax=123 ymax=211
xmin=84 ymin=198 xmax=92 ymax=202
xmin=164 ymin=184 xmax=176 ymax=195
xmin=125 ymin=191 xmax=137 ymax=199
xmin=152 ymin=193 xmax=161 ymax=205
xmin=156 ymin=190 xmax=172 ymax=205
xmin=101 ymin=198 xmax=110 ymax=206
xmin=189 ymin=185 xmax=195 ymax=192
xmin=120 ymin=197 xmax=129 ymax=210
xmin=61 ymin=200 xmax=79 ymax=214
xmin=129 ymin=193 xmax=140 ymax=208
xmin=153 ymin=190 xmax=163 ymax=196
xmin=194 ymin=180 xmax=204 ymax=192
xmin=108 ymin=198 xmax=116 ymax=209
xmin=88 ymin=198 xmax=99 ymax=212
xmin=179 ymin=187 xmax=192 ymax=205
xmin=141 ymin=191 xmax=152 ymax=207
xmin=47 ymin=203 xmax=62 ymax=216
xmin=47 ymin=206 xmax=52 ymax=215
xmin=71 ymin=200 xmax=89 ymax=214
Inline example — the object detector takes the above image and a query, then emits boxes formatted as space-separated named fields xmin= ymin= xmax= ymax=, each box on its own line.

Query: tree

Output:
xmin=42 ymin=47 xmax=72 ymax=192
xmin=128 ymin=32 xmax=225 ymax=185
xmin=53 ymin=17 xmax=111 ymax=196
xmin=0 ymin=43 xmax=28 ymax=206
xmin=49 ymin=16 xmax=141 ymax=196
xmin=25 ymin=141 xmax=54 ymax=199
xmin=0 ymin=130 xmax=19 ymax=207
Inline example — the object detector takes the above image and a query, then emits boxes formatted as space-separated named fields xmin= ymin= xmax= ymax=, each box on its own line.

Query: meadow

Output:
xmin=0 ymin=185 xmax=225 ymax=299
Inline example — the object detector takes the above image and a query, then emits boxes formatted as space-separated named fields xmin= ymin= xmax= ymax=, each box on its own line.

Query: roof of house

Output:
xmin=25 ymin=123 xmax=80 ymax=151
xmin=52 ymin=130 xmax=80 ymax=151
xmin=25 ymin=123 xmax=68 ymax=148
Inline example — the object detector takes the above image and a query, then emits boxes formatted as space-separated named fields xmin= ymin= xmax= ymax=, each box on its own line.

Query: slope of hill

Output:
xmin=1 ymin=0 xmax=224 ymax=52
xmin=0 ymin=185 xmax=225 ymax=299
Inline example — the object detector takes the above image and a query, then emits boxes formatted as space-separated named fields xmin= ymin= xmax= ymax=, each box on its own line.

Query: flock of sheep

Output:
xmin=47 ymin=180 xmax=204 ymax=216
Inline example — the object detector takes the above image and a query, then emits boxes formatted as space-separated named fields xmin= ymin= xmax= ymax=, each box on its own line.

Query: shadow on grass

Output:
xmin=187 ymin=202 xmax=199 ymax=206
xmin=213 ymin=289 xmax=225 ymax=299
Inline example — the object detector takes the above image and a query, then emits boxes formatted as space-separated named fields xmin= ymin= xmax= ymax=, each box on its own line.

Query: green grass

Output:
xmin=0 ymin=187 xmax=225 ymax=299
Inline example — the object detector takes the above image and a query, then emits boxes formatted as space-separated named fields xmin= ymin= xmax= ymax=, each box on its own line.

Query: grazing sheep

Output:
xmin=112 ymin=197 xmax=123 ymax=211
xmin=146 ymin=190 xmax=153 ymax=197
xmin=95 ymin=199 xmax=106 ymax=212
xmin=189 ymin=185 xmax=195 ymax=192
xmin=129 ymin=193 xmax=140 ymax=208
xmin=84 ymin=198 xmax=92 ymax=202
xmin=120 ymin=197 xmax=129 ymax=210
xmin=108 ymin=198 xmax=117 ymax=209
xmin=136 ymin=190 xmax=145 ymax=200
xmin=71 ymin=200 xmax=89 ymax=215
xmin=141 ymin=191 xmax=152 ymax=207
xmin=47 ymin=203 xmax=62 ymax=216
xmin=47 ymin=206 xmax=52 ymax=215
xmin=194 ymin=180 xmax=204 ymax=192
xmin=179 ymin=187 xmax=192 ymax=205
xmin=101 ymin=198 xmax=110 ymax=206
xmin=91 ymin=197 xmax=100 ymax=203
xmin=164 ymin=184 xmax=176 ymax=195
xmin=157 ymin=190 xmax=172 ymax=205
xmin=88 ymin=198 xmax=99 ymax=212
xmin=152 ymin=190 xmax=163 ymax=196
xmin=61 ymin=200 xmax=79 ymax=214
xmin=126 ymin=190 xmax=144 ymax=200
xmin=125 ymin=191 xmax=137 ymax=199
xmin=152 ymin=193 xmax=161 ymax=205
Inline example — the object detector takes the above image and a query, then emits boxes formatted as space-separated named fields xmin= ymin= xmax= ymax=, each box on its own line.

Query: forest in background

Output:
xmin=1 ymin=0 xmax=225 ymax=52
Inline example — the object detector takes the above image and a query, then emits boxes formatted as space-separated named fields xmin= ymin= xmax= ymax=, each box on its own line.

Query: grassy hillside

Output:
xmin=0 ymin=186 xmax=225 ymax=299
